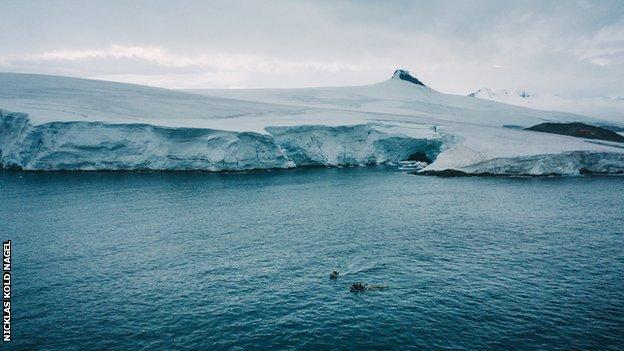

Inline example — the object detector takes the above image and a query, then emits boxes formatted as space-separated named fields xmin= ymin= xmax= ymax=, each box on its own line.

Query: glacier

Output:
xmin=422 ymin=151 xmax=624 ymax=176
xmin=1 ymin=71 xmax=623 ymax=175
xmin=0 ymin=109 xmax=291 ymax=171
xmin=0 ymin=109 xmax=442 ymax=171
xmin=265 ymin=124 xmax=442 ymax=167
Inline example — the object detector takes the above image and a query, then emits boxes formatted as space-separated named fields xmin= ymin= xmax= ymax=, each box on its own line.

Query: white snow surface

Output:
xmin=468 ymin=87 xmax=624 ymax=124
xmin=1 ymin=71 xmax=624 ymax=175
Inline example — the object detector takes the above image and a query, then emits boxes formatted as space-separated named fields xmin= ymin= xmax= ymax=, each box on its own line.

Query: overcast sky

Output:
xmin=1 ymin=0 xmax=623 ymax=96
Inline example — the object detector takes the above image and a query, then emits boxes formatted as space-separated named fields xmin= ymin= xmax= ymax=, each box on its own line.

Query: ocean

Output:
xmin=1 ymin=167 xmax=623 ymax=350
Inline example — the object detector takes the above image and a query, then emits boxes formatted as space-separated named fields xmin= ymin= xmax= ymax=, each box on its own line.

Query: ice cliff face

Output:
xmin=266 ymin=124 xmax=441 ymax=167
xmin=0 ymin=110 xmax=442 ymax=171
xmin=421 ymin=152 xmax=624 ymax=176
xmin=465 ymin=152 xmax=624 ymax=175
xmin=0 ymin=110 xmax=292 ymax=171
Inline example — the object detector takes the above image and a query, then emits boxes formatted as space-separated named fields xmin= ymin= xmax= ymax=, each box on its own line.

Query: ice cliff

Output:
xmin=0 ymin=110 xmax=442 ymax=171
xmin=265 ymin=124 xmax=441 ymax=167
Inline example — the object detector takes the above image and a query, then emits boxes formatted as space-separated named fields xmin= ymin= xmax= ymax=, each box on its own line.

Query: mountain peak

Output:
xmin=392 ymin=69 xmax=425 ymax=86
xmin=468 ymin=87 xmax=496 ymax=99
xmin=468 ymin=87 xmax=535 ymax=101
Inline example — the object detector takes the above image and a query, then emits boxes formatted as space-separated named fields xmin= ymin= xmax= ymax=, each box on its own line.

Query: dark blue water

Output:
xmin=1 ymin=168 xmax=623 ymax=350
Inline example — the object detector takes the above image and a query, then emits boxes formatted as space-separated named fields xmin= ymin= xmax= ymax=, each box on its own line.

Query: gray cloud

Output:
xmin=1 ymin=0 xmax=623 ymax=96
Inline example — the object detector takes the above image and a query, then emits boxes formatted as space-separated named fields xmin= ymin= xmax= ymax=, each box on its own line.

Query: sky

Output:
xmin=1 ymin=0 xmax=623 ymax=97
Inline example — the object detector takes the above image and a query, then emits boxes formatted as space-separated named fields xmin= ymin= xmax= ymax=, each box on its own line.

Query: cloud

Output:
xmin=576 ymin=22 xmax=624 ymax=66
xmin=0 ymin=1 xmax=622 ymax=94
xmin=2 ymin=44 xmax=378 ymax=88
xmin=590 ymin=57 xmax=611 ymax=66
xmin=23 ymin=45 xmax=370 ymax=73
xmin=0 ymin=35 xmax=452 ymax=88
xmin=34 ymin=45 xmax=191 ymax=66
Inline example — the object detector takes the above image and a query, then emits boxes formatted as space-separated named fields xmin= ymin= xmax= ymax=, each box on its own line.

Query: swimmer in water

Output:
xmin=349 ymin=283 xmax=389 ymax=292
xmin=350 ymin=282 xmax=366 ymax=292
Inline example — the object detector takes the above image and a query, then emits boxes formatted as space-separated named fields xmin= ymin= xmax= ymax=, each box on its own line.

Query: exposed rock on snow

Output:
xmin=469 ymin=87 xmax=535 ymax=103
xmin=391 ymin=69 xmax=426 ymax=86
xmin=468 ymin=87 xmax=497 ymax=99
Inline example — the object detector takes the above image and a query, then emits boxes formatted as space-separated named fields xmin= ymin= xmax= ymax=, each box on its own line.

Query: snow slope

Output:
xmin=468 ymin=87 xmax=624 ymax=124
xmin=1 ymin=71 xmax=624 ymax=175
xmin=192 ymin=72 xmax=602 ymax=129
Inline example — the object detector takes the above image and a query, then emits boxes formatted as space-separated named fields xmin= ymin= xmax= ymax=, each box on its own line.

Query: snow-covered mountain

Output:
xmin=468 ymin=88 xmax=535 ymax=105
xmin=1 ymin=70 xmax=624 ymax=175
xmin=468 ymin=87 xmax=624 ymax=124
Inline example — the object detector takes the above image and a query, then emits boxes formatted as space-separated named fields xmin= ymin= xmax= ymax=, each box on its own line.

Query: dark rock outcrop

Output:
xmin=392 ymin=69 xmax=426 ymax=86
xmin=598 ymin=124 xmax=624 ymax=133
xmin=525 ymin=122 xmax=624 ymax=143
xmin=417 ymin=169 xmax=470 ymax=177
